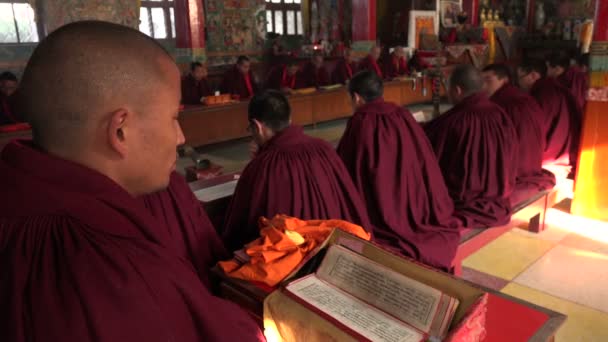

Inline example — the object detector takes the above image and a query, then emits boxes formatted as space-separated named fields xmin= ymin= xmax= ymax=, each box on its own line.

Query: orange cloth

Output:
xmin=218 ymin=215 xmax=371 ymax=286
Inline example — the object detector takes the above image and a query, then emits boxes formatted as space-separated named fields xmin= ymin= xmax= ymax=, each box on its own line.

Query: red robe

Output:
xmin=337 ymin=99 xmax=462 ymax=270
xmin=222 ymin=125 xmax=372 ymax=251
xmin=181 ymin=74 xmax=212 ymax=105
xmin=296 ymin=61 xmax=330 ymax=88
xmin=425 ymin=93 xmax=518 ymax=228
xmin=382 ymin=54 xmax=408 ymax=79
xmin=490 ymin=84 xmax=556 ymax=191
xmin=266 ymin=65 xmax=299 ymax=90
xmin=0 ymin=141 xmax=263 ymax=342
xmin=529 ymin=77 xmax=581 ymax=166
xmin=331 ymin=58 xmax=357 ymax=84
xmin=558 ymin=66 xmax=589 ymax=113
xmin=219 ymin=66 xmax=258 ymax=99
xmin=358 ymin=55 xmax=383 ymax=79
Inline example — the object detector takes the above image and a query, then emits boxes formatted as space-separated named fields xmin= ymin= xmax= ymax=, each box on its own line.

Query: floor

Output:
xmin=179 ymin=103 xmax=608 ymax=341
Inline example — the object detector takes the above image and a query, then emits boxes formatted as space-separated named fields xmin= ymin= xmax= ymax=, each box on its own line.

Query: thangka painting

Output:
xmin=37 ymin=0 xmax=139 ymax=33
xmin=408 ymin=11 xmax=438 ymax=49
xmin=440 ymin=0 xmax=462 ymax=28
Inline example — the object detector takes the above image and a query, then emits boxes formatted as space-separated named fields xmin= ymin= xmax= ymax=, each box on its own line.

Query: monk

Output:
xmin=337 ymin=71 xmax=462 ymax=271
xmin=181 ymin=61 xmax=212 ymax=105
xmin=265 ymin=58 xmax=301 ymax=93
xmin=425 ymin=65 xmax=518 ymax=228
xmin=546 ymin=51 xmax=589 ymax=112
xmin=0 ymin=71 xmax=20 ymax=124
xmin=517 ymin=59 xmax=581 ymax=172
xmin=220 ymin=55 xmax=259 ymax=99
xmin=577 ymin=53 xmax=589 ymax=73
xmin=358 ymin=45 xmax=383 ymax=79
xmin=296 ymin=51 xmax=330 ymax=88
xmin=0 ymin=21 xmax=263 ymax=342
xmin=482 ymin=63 xmax=556 ymax=191
xmin=222 ymin=90 xmax=372 ymax=251
xmin=331 ymin=47 xmax=358 ymax=84
xmin=382 ymin=46 xmax=408 ymax=79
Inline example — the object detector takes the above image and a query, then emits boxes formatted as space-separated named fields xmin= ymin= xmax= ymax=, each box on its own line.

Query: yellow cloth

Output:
xmin=218 ymin=215 xmax=371 ymax=287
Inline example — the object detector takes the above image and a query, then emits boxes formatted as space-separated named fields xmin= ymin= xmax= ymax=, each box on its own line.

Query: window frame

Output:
xmin=139 ymin=0 xmax=175 ymax=40
xmin=265 ymin=0 xmax=302 ymax=36
xmin=0 ymin=0 xmax=44 ymax=45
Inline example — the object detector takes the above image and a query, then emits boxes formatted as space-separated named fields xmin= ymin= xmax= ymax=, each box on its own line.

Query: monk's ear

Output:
xmin=252 ymin=118 xmax=265 ymax=134
xmin=107 ymin=108 xmax=130 ymax=158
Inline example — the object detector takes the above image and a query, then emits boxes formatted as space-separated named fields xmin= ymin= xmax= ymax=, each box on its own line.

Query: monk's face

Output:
xmin=516 ymin=68 xmax=537 ymax=91
xmin=237 ymin=60 xmax=251 ymax=75
xmin=481 ymin=71 xmax=507 ymax=97
xmin=126 ymin=60 xmax=185 ymax=194
xmin=546 ymin=63 xmax=564 ymax=78
xmin=0 ymin=80 xmax=17 ymax=97
xmin=312 ymin=55 xmax=324 ymax=68
xmin=394 ymin=48 xmax=405 ymax=59
xmin=370 ymin=47 xmax=381 ymax=61
xmin=287 ymin=65 xmax=299 ymax=76
xmin=344 ymin=49 xmax=353 ymax=63
xmin=192 ymin=66 xmax=207 ymax=81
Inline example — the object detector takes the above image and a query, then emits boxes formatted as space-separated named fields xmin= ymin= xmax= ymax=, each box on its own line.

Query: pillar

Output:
xmin=571 ymin=0 xmax=608 ymax=220
xmin=351 ymin=0 xmax=376 ymax=42
xmin=174 ymin=0 xmax=205 ymax=63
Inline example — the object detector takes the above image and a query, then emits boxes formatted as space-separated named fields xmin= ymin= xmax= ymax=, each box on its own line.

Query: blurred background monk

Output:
xmin=331 ymin=47 xmax=358 ymax=84
xmin=0 ymin=71 xmax=20 ymax=124
xmin=382 ymin=46 xmax=408 ymax=79
xmin=517 ymin=59 xmax=581 ymax=178
xmin=296 ymin=51 xmax=330 ymax=88
xmin=181 ymin=61 xmax=212 ymax=105
xmin=426 ymin=65 xmax=518 ymax=228
xmin=358 ymin=45 xmax=383 ymax=79
xmin=222 ymin=90 xmax=371 ymax=251
xmin=482 ymin=64 xmax=556 ymax=192
xmin=337 ymin=71 xmax=461 ymax=271
xmin=220 ymin=55 xmax=259 ymax=100
xmin=265 ymin=57 xmax=301 ymax=93
xmin=546 ymin=51 xmax=589 ymax=113
xmin=0 ymin=21 xmax=263 ymax=342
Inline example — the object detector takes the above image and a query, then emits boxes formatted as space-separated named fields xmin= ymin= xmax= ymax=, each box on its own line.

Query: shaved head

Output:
xmin=19 ymin=21 xmax=184 ymax=195
xmin=448 ymin=64 xmax=483 ymax=103
xmin=370 ymin=45 xmax=381 ymax=60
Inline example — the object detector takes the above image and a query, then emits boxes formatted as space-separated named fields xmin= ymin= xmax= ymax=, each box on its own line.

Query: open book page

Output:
xmin=286 ymin=275 xmax=424 ymax=342
xmin=317 ymin=245 xmax=459 ymax=338
xmin=193 ymin=180 xmax=238 ymax=202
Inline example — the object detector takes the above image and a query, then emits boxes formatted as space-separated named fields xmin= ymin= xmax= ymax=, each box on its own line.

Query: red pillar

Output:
xmin=352 ymin=0 xmax=376 ymax=41
xmin=175 ymin=0 xmax=205 ymax=60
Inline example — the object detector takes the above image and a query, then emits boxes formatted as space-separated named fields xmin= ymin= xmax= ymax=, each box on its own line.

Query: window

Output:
xmin=265 ymin=0 xmax=303 ymax=36
xmin=0 ymin=0 xmax=39 ymax=43
xmin=139 ymin=0 xmax=175 ymax=39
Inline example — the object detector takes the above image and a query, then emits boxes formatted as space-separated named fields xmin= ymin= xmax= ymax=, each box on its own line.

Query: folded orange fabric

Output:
xmin=218 ymin=215 xmax=371 ymax=286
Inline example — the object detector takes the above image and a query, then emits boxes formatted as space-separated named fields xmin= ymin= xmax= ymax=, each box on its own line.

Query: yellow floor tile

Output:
xmin=502 ymin=283 xmax=608 ymax=342
xmin=462 ymin=231 xmax=556 ymax=280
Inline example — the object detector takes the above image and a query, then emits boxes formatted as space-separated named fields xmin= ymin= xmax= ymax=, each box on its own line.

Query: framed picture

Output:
xmin=408 ymin=10 xmax=439 ymax=49
xmin=441 ymin=0 xmax=462 ymax=28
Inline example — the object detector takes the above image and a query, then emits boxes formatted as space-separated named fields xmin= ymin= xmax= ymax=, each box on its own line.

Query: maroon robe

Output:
xmin=266 ymin=65 xmax=300 ymax=90
xmin=358 ymin=55 xmax=384 ymax=79
xmin=219 ymin=66 xmax=258 ymax=99
xmin=0 ymin=141 xmax=263 ymax=342
xmin=490 ymin=84 xmax=556 ymax=191
xmin=296 ymin=61 xmax=330 ymax=88
xmin=222 ymin=125 xmax=372 ymax=251
xmin=181 ymin=74 xmax=212 ymax=105
xmin=0 ymin=94 xmax=20 ymax=125
xmin=558 ymin=66 xmax=588 ymax=113
xmin=337 ymin=99 xmax=462 ymax=270
xmin=425 ymin=93 xmax=518 ymax=228
xmin=529 ymin=77 xmax=581 ymax=166
xmin=331 ymin=58 xmax=357 ymax=84
xmin=382 ymin=54 xmax=408 ymax=79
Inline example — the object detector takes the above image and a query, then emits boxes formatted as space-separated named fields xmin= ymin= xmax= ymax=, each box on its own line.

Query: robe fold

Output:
xmin=425 ymin=93 xmax=518 ymax=228
xmin=219 ymin=66 xmax=258 ymax=99
xmin=296 ymin=62 xmax=330 ymax=88
xmin=0 ymin=141 xmax=263 ymax=342
xmin=558 ymin=66 xmax=589 ymax=113
xmin=337 ymin=99 xmax=462 ymax=270
xmin=358 ymin=55 xmax=384 ymax=79
xmin=382 ymin=54 xmax=408 ymax=79
xmin=529 ymin=77 xmax=581 ymax=166
xmin=331 ymin=58 xmax=357 ymax=84
xmin=490 ymin=84 xmax=556 ymax=191
xmin=266 ymin=65 xmax=299 ymax=90
xmin=181 ymin=74 xmax=212 ymax=105
xmin=222 ymin=125 xmax=372 ymax=251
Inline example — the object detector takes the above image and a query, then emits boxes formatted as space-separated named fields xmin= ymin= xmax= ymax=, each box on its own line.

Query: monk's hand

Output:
xmin=249 ymin=140 xmax=259 ymax=158
xmin=281 ymin=87 xmax=294 ymax=95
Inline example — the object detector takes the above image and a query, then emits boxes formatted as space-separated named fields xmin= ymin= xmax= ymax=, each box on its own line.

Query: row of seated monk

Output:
xmin=180 ymin=45 xmax=421 ymax=105
xmin=0 ymin=71 xmax=19 ymax=125
xmin=0 ymin=22 xmax=588 ymax=341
